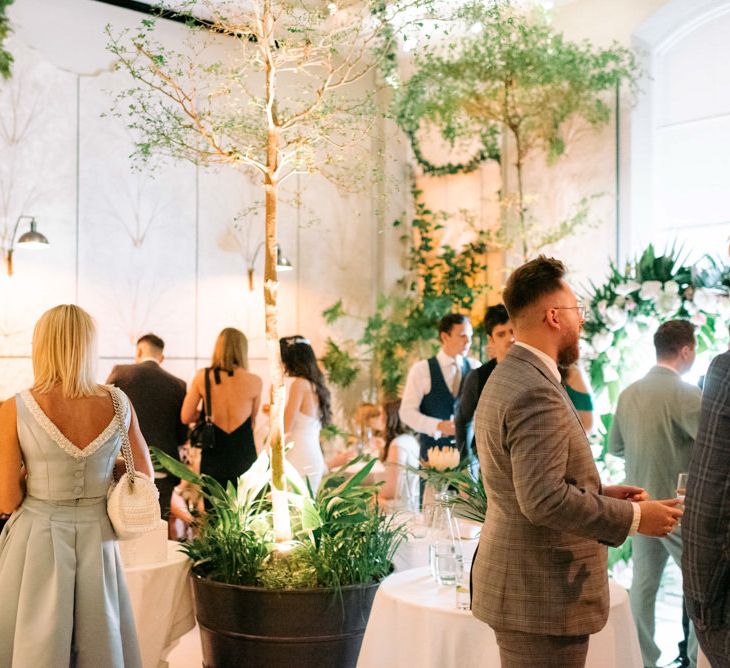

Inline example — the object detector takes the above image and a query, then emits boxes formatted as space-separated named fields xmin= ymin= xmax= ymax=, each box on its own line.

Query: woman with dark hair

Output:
xmin=377 ymin=399 xmax=420 ymax=511
xmin=181 ymin=327 xmax=262 ymax=493
xmin=280 ymin=336 xmax=331 ymax=492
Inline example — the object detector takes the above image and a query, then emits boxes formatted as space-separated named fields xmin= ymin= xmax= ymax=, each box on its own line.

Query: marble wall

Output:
xmin=0 ymin=0 xmax=410 ymax=406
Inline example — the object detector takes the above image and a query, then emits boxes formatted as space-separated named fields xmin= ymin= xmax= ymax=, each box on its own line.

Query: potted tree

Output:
xmin=155 ymin=448 xmax=405 ymax=667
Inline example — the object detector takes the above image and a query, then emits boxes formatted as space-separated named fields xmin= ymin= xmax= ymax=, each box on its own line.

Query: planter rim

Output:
xmin=191 ymin=571 xmax=382 ymax=594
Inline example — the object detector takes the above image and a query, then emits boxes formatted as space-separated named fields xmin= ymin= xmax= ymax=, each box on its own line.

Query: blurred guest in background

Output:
xmin=107 ymin=333 xmax=189 ymax=533
xmin=281 ymin=336 xmax=331 ymax=492
xmin=455 ymin=304 xmax=514 ymax=459
xmin=376 ymin=399 xmax=420 ymax=511
xmin=182 ymin=328 xmax=261 ymax=496
xmin=609 ymin=320 xmax=701 ymax=668
xmin=400 ymin=313 xmax=480 ymax=463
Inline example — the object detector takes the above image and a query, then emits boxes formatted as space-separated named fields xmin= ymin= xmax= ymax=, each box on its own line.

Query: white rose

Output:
xmin=606 ymin=347 xmax=621 ymax=365
xmin=717 ymin=294 xmax=730 ymax=318
xmin=592 ymin=330 xmax=613 ymax=354
xmin=605 ymin=305 xmax=628 ymax=331
xmin=624 ymin=298 xmax=637 ymax=312
xmin=693 ymin=287 xmax=719 ymax=314
xmin=596 ymin=300 xmax=608 ymax=317
xmin=691 ymin=312 xmax=707 ymax=327
xmin=656 ymin=291 xmax=681 ymax=316
xmin=624 ymin=320 xmax=641 ymax=340
xmin=663 ymin=280 xmax=680 ymax=295
xmin=425 ymin=446 xmax=460 ymax=472
xmin=639 ymin=281 xmax=662 ymax=301
xmin=603 ymin=365 xmax=620 ymax=383
xmin=615 ymin=280 xmax=640 ymax=297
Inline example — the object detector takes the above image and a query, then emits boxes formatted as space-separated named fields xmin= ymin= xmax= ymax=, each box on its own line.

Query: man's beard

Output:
xmin=557 ymin=331 xmax=580 ymax=367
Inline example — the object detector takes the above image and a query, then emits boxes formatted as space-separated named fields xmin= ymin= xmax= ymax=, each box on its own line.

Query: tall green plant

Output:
xmin=323 ymin=183 xmax=491 ymax=397
xmin=107 ymin=0 xmax=428 ymax=542
xmin=0 ymin=0 xmax=13 ymax=80
xmin=394 ymin=1 xmax=639 ymax=260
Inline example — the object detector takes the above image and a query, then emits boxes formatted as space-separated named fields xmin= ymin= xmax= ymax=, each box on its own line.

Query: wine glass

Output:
xmin=676 ymin=472 xmax=688 ymax=527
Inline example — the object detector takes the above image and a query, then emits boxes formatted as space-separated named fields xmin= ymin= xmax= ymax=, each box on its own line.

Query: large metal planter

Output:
xmin=191 ymin=573 xmax=380 ymax=668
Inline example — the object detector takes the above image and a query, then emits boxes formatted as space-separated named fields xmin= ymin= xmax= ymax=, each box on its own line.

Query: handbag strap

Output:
xmin=110 ymin=387 xmax=135 ymax=487
xmin=203 ymin=367 xmax=212 ymax=423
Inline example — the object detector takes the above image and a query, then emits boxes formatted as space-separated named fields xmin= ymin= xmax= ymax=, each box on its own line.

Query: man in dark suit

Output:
xmin=471 ymin=256 xmax=684 ymax=667
xmin=107 ymin=333 xmax=187 ymax=531
xmin=455 ymin=304 xmax=514 ymax=458
xmin=682 ymin=349 xmax=730 ymax=667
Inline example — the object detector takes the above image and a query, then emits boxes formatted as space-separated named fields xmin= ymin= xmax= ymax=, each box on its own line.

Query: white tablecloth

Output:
xmin=357 ymin=568 xmax=642 ymax=668
xmin=124 ymin=542 xmax=195 ymax=668
xmin=393 ymin=516 xmax=480 ymax=572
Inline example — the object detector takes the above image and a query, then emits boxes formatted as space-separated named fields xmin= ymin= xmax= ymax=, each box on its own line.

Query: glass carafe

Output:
xmin=428 ymin=491 xmax=463 ymax=585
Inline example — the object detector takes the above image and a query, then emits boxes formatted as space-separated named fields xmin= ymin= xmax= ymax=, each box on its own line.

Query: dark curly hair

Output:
xmin=280 ymin=336 xmax=332 ymax=426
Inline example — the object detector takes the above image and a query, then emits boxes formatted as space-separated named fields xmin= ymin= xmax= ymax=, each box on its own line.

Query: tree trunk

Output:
xmin=514 ymin=136 xmax=528 ymax=263
xmin=262 ymin=12 xmax=291 ymax=541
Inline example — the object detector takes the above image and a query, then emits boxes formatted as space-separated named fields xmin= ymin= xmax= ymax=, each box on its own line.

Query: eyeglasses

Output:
xmin=552 ymin=304 xmax=586 ymax=319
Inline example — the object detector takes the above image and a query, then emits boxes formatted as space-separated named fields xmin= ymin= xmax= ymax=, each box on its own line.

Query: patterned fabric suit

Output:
xmin=471 ymin=345 xmax=634 ymax=636
xmin=682 ymin=350 xmax=730 ymax=665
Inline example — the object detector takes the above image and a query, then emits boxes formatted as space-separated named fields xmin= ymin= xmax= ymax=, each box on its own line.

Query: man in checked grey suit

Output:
xmin=682 ymin=349 xmax=730 ymax=667
xmin=471 ymin=256 xmax=683 ymax=667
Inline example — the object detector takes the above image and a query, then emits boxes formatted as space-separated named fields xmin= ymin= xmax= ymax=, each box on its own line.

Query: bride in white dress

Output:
xmin=280 ymin=336 xmax=331 ymax=493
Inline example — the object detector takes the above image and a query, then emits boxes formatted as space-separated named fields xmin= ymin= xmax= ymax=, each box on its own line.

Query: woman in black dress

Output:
xmin=182 ymin=327 xmax=262 ymax=493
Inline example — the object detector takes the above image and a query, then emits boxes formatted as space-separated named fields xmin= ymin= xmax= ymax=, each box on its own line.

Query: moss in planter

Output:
xmin=257 ymin=545 xmax=318 ymax=589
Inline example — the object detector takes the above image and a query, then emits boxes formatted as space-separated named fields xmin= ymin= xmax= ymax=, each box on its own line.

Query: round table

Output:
xmin=357 ymin=568 xmax=642 ymax=668
xmin=124 ymin=542 xmax=195 ymax=668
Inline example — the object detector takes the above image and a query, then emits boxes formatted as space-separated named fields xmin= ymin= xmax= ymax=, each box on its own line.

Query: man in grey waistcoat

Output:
xmin=609 ymin=319 xmax=702 ymax=668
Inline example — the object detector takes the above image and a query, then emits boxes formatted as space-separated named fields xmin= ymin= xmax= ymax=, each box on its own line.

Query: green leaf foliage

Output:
xmin=152 ymin=447 xmax=406 ymax=589
xmin=0 ymin=0 xmax=14 ymax=80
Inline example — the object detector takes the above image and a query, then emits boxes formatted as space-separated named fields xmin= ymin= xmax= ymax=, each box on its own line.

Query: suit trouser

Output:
xmin=630 ymin=531 xmax=698 ymax=667
xmin=494 ymin=629 xmax=589 ymax=667
xmin=695 ymin=627 xmax=730 ymax=668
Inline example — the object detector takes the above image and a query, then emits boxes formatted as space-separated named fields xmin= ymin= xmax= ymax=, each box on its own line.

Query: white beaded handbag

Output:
xmin=106 ymin=388 xmax=160 ymax=540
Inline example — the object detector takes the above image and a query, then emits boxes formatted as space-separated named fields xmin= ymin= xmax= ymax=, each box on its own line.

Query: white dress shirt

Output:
xmin=400 ymin=349 xmax=481 ymax=437
xmin=514 ymin=341 xmax=641 ymax=534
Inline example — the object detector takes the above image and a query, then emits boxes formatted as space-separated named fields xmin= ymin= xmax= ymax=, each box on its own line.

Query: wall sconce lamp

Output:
xmin=247 ymin=242 xmax=293 ymax=291
xmin=5 ymin=215 xmax=50 ymax=276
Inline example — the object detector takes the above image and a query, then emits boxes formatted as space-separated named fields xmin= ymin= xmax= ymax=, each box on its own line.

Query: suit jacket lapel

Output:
xmin=507 ymin=346 xmax=585 ymax=426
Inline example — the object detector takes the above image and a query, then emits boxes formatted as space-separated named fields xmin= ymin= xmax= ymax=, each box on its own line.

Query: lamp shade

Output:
xmin=17 ymin=219 xmax=49 ymax=249
xmin=276 ymin=245 xmax=293 ymax=272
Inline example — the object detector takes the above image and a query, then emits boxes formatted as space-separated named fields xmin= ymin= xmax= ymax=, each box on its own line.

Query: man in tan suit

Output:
xmin=471 ymin=256 xmax=684 ymax=667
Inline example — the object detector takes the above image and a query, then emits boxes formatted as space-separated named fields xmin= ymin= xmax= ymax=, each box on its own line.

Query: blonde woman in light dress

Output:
xmin=0 ymin=304 xmax=152 ymax=667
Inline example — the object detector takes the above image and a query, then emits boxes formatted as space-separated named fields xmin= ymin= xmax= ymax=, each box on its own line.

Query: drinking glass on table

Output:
xmin=676 ymin=472 xmax=688 ymax=527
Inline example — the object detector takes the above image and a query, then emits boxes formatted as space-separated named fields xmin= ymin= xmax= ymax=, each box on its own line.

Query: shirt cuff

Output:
xmin=628 ymin=502 xmax=641 ymax=536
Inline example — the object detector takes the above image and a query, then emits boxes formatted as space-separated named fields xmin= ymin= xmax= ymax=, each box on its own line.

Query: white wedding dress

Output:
xmin=284 ymin=379 xmax=327 ymax=493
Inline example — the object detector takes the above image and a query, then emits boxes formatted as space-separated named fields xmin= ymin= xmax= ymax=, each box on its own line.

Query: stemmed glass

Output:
xmin=676 ymin=472 xmax=688 ymax=527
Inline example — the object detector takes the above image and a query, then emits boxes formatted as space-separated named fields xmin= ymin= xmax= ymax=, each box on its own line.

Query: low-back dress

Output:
xmin=0 ymin=386 xmax=142 ymax=668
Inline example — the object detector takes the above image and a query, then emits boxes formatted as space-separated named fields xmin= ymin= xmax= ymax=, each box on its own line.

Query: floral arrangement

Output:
xmin=423 ymin=446 xmax=461 ymax=472
xmin=581 ymin=245 xmax=730 ymax=405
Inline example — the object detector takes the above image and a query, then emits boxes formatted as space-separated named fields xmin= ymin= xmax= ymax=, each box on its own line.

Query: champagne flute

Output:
xmin=676 ymin=472 xmax=688 ymax=527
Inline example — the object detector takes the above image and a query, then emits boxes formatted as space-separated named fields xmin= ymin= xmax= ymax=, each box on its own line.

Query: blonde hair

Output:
xmin=211 ymin=327 xmax=248 ymax=371
xmin=32 ymin=304 xmax=101 ymax=398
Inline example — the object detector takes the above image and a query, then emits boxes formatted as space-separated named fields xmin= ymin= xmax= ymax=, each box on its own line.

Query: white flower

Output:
xmin=636 ymin=313 xmax=661 ymax=333
xmin=663 ymin=280 xmax=680 ymax=295
xmin=596 ymin=300 xmax=608 ymax=317
xmin=606 ymin=347 xmax=621 ymax=365
xmin=579 ymin=339 xmax=597 ymax=361
xmin=425 ymin=446 xmax=460 ymax=472
xmin=605 ymin=305 xmax=628 ymax=331
xmin=603 ymin=365 xmax=620 ymax=383
xmin=693 ymin=287 xmax=720 ymax=314
xmin=691 ymin=312 xmax=707 ymax=327
xmin=615 ymin=281 xmax=640 ymax=297
xmin=656 ymin=290 xmax=682 ymax=316
xmin=717 ymin=294 xmax=730 ymax=319
xmin=624 ymin=320 xmax=641 ymax=341
xmin=639 ymin=281 xmax=662 ymax=301
xmin=592 ymin=330 xmax=613 ymax=353
xmin=624 ymin=298 xmax=637 ymax=312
